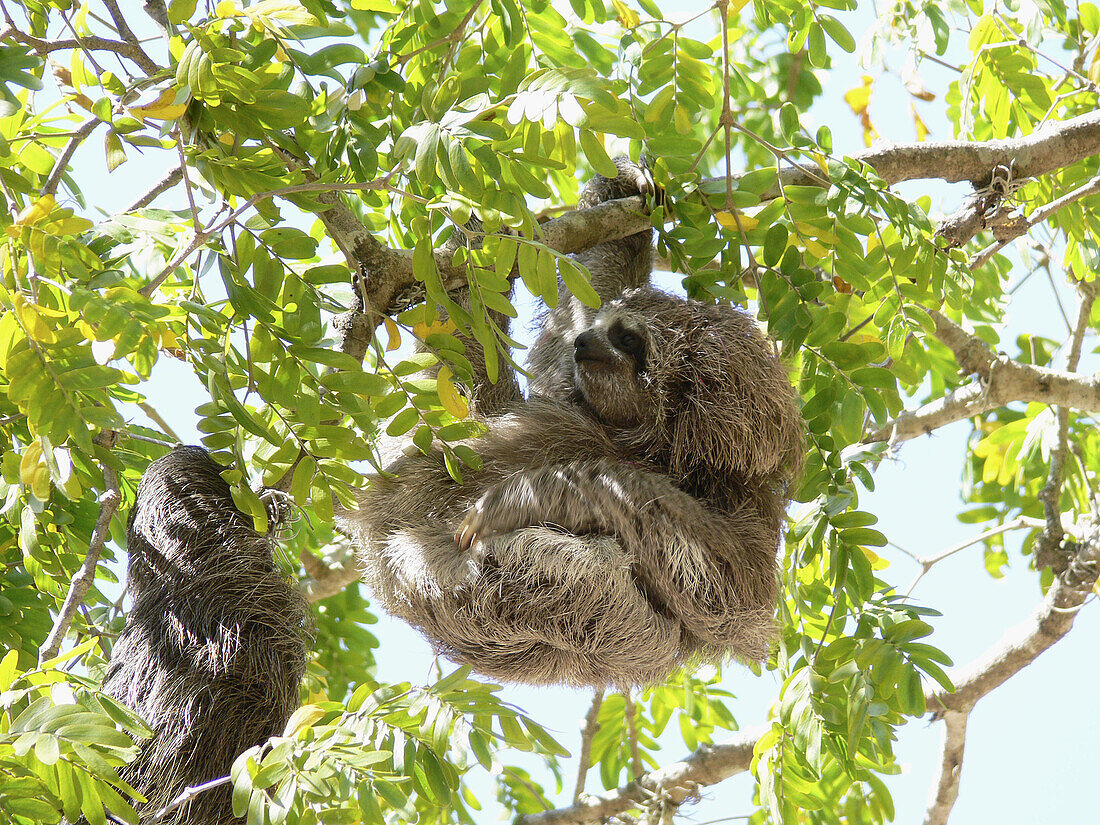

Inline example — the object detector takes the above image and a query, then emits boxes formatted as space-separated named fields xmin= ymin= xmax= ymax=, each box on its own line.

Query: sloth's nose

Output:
xmin=573 ymin=331 xmax=597 ymax=360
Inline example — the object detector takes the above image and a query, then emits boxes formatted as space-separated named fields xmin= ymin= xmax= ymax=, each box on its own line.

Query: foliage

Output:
xmin=0 ymin=0 xmax=1097 ymax=823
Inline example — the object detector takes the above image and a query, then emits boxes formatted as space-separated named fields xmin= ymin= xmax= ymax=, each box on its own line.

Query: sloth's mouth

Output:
xmin=575 ymin=352 xmax=619 ymax=368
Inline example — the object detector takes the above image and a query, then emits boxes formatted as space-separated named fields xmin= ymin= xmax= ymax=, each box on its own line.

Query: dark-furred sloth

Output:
xmin=101 ymin=446 xmax=308 ymax=825
xmin=336 ymin=159 xmax=803 ymax=687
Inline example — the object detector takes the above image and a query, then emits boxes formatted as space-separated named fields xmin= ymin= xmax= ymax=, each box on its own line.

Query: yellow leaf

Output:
xmin=13 ymin=294 xmax=57 ymax=344
xmin=383 ymin=318 xmax=402 ymax=351
xmin=215 ymin=0 xmax=238 ymax=16
xmin=860 ymin=546 xmax=890 ymax=570
xmin=611 ymin=0 xmax=640 ymax=28
xmin=157 ymin=328 xmax=181 ymax=349
xmin=242 ymin=0 xmax=319 ymax=27
xmin=1089 ymin=46 xmax=1100 ymax=85
xmin=844 ymin=75 xmax=878 ymax=147
xmin=803 ymin=237 xmax=828 ymax=259
xmin=793 ymin=223 xmax=830 ymax=244
xmin=437 ymin=366 xmax=469 ymax=420
xmin=351 ymin=0 xmax=400 ymax=11
xmin=716 ymin=211 xmax=758 ymax=231
xmin=811 ymin=151 xmax=829 ymax=176
xmin=912 ymin=105 xmax=930 ymax=141
xmin=413 ymin=316 xmax=456 ymax=339
xmin=19 ymin=440 xmax=43 ymax=488
xmin=729 ymin=0 xmax=751 ymax=13
xmin=283 ymin=704 xmax=326 ymax=736
xmin=128 ymin=85 xmax=191 ymax=121
xmin=843 ymin=76 xmax=873 ymax=115
xmin=15 ymin=195 xmax=56 ymax=227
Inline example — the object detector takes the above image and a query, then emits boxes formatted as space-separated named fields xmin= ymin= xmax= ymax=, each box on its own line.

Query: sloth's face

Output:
xmin=571 ymin=308 xmax=653 ymax=427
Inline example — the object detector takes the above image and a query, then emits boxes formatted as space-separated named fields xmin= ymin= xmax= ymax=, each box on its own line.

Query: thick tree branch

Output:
xmin=865 ymin=309 xmax=1100 ymax=444
xmin=923 ymin=711 xmax=968 ymax=825
xmin=928 ymin=521 xmax=1099 ymax=713
xmin=299 ymin=551 xmax=361 ymax=603
xmin=714 ymin=110 xmax=1100 ymax=201
xmin=918 ymin=520 xmax=1098 ymax=820
xmin=517 ymin=727 xmax=762 ymax=825
xmin=866 ymin=362 xmax=1100 ymax=444
xmin=314 ymin=188 xmax=649 ymax=320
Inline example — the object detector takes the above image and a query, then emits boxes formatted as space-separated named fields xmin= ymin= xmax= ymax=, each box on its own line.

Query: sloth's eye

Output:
xmin=609 ymin=321 xmax=645 ymax=366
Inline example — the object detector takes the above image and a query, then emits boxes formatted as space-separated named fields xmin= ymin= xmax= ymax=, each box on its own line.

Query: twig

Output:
xmin=101 ymin=0 xmax=159 ymax=74
xmin=137 ymin=401 xmax=182 ymax=443
xmin=148 ymin=776 xmax=231 ymax=823
xmin=923 ymin=711 xmax=968 ymax=825
xmin=573 ymin=689 xmax=604 ymax=802
xmin=623 ymin=691 xmax=644 ymax=781
xmin=1035 ymin=280 xmax=1098 ymax=570
xmin=1065 ymin=279 xmax=1099 ymax=373
xmin=123 ymin=168 xmax=183 ymax=212
xmin=39 ymin=432 xmax=122 ymax=663
xmin=138 ymin=177 xmax=389 ymax=297
xmin=905 ymin=516 xmax=1044 ymax=594
xmin=42 ymin=117 xmax=101 ymax=197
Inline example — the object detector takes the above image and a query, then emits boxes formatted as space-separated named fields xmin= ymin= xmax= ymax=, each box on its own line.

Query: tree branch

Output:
xmin=928 ymin=521 xmax=1099 ymax=713
xmin=573 ymin=690 xmax=603 ymax=802
xmin=299 ymin=551 xmax=361 ymax=603
xmin=517 ymin=727 xmax=763 ymax=825
xmin=100 ymin=0 xmax=159 ymax=74
xmin=39 ymin=433 xmax=122 ymax=663
xmin=971 ymin=172 xmax=1100 ymax=268
xmin=6 ymin=27 xmax=160 ymax=74
xmin=123 ymin=168 xmax=183 ymax=212
xmin=864 ymin=309 xmax=1100 ymax=445
xmin=906 ymin=516 xmax=1044 ymax=595
xmin=713 ymin=110 xmax=1100 ymax=201
xmin=923 ymin=710 xmax=968 ymax=825
xmin=42 ymin=116 xmax=101 ymax=197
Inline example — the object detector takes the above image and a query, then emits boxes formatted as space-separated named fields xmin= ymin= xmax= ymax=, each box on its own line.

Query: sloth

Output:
xmin=336 ymin=160 xmax=803 ymax=687
xmin=101 ymin=446 xmax=308 ymax=825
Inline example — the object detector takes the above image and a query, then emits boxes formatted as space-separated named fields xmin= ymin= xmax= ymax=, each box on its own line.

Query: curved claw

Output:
xmin=455 ymin=508 xmax=481 ymax=553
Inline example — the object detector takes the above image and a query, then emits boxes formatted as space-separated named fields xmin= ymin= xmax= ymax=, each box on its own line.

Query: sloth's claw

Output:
xmin=456 ymin=507 xmax=482 ymax=553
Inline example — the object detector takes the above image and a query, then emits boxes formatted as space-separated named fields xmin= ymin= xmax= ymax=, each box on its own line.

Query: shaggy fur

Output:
xmin=102 ymin=446 xmax=308 ymax=825
xmin=338 ymin=160 xmax=803 ymax=687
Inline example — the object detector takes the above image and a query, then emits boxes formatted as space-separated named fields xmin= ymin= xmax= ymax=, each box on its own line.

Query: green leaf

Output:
xmin=578 ymin=129 xmax=618 ymax=177
xmin=559 ymin=259 xmax=599 ymax=308
xmin=819 ymin=14 xmax=855 ymax=52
